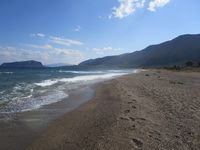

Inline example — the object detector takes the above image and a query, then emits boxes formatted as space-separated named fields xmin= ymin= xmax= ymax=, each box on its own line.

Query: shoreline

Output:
xmin=26 ymin=70 xmax=200 ymax=150
xmin=1 ymin=70 xmax=200 ymax=150
xmin=0 ymin=85 xmax=95 ymax=150
xmin=27 ymin=78 xmax=122 ymax=150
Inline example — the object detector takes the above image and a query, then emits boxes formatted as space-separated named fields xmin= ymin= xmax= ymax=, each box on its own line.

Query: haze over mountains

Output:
xmin=1 ymin=34 xmax=200 ymax=68
xmin=79 ymin=34 xmax=200 ymax=68
xmin=46 ymin=63 xmax=71 ymax=67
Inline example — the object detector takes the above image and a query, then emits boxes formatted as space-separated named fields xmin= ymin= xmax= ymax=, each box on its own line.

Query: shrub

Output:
xmin=185 ymin=61 xmax=194 ymax=67
xmin=164 ymin=65 xmax=181 ymax=70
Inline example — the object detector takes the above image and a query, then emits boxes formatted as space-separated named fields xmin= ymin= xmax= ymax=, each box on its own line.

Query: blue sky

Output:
xmin=0 ymin=0 xmax=200 ymax=64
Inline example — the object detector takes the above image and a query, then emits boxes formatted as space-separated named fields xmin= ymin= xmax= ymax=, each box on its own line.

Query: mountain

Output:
xmin=0 ymin=60 xmax=44 ymax=68
xmin=46 ymin=63 xmax=71 ymax=67
xmin=79 ymin=34 xmax=200 ymax=68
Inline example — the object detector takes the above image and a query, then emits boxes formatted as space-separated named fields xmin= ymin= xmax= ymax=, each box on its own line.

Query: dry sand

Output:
xmin=25 ymin=70 xmax=200 ymax=150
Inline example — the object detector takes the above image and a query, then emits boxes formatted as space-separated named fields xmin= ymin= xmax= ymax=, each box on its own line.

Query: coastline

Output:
xmin=26 ymin=69 xmax=200 ymax=150
xmin=0 ymin=85 xmax=95 ymax=150
xmin=1 ymin=69 xmax=200 ymax=150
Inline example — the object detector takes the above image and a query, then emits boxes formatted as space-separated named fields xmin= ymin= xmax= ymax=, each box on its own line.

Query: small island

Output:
xmin=0 ymin=60 xmax=44 ymax=68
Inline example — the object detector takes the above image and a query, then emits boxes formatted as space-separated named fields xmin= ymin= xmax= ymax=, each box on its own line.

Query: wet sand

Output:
xmin=0 ymin=86 xmax=94 ymax=150
xmin=26 ymin=70 xmax=200 ymax=150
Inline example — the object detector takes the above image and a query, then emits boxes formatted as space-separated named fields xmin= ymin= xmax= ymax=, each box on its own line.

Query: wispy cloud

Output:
xmin=0 ymin=45 xmax=84 ymax=65
xmin=25 ymin=44 xmax=53 ymax=50
xmin=26 ymin=44 xmax=83 ymax=57
xmin=98 ymin=16 xmax=104 ymax=19
xmin=148 ymin=0 xmax=170 ymax=12
xmin=110 ymin=0 xmax=145 ymax=19
xmin=30 ymin=33 xmax=83 ymax=47
xmin=92 ymin=47 xmax=123 ymax=55
xmin=50 ymin=36 xmax=83 ymax=46
xmin=17 ymin=34 xmax=85 ymax=64
xmin=30 ymin=33 xmax=45 ymax=38
xmin=73 ymin=25 xmax=81 ymax=32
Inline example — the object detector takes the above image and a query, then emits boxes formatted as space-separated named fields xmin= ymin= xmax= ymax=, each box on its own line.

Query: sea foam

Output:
xmin=0 ymin=69 xmax=139 ymax=113
xmin=35 ymin=72 xmax=128 ymax=87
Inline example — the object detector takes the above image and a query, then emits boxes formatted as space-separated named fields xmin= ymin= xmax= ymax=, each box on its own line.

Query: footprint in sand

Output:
xmin=132 ymin=99 xmax=136 ymax=101
xmin=124 ymin=110 xmax=130 ymax=113
xmin=132 ymin=105 xmax=137 ymax=109
xmin=147 ymin=130 xmax=161 ymax=140
xmin=129 ymin=117 xmax=146 ymax=121
xmin=131 ymin=138 xmax=143 ymax=148
xmin=129 ymin=117 xmax=135 ymax=121
xmin=128 ymin=99 xmax=136 ymax=104
xmin=129 ymin=124 xmax=136 ymax=131
xmin=119 ymin=116 xmax=129 ymax=121
xmin=137 ymin=118 xmax=146 ymax=121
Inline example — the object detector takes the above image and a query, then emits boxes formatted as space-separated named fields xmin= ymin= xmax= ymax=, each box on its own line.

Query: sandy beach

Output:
xmin=23 ymin=70 xmax=200 ymax=150
xmin=0 ymin=86 xmax=94 ymax=150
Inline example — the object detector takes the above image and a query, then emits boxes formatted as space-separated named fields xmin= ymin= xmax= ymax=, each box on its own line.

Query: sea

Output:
xmin=0 ymin=68 xmax=138 ymax=113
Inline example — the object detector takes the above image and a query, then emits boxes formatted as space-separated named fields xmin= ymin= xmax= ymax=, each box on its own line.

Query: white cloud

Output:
xmin=30 ymin=33 xmax=45 ymax=38
xmin=0 ymin=46 xmax=84 ymax=65
xmin=29 ymin=34 xmax=84 ymax=47
xmin=110 ymin=0 xmax=145 ymax=19
xmin=50 ymin=36 xmax=83 ymax=46
xmin=25 ymin=44 xmax=53 ymax=50
xmin=26 ymin=44 xmax=83 ymax=58
xmin=99 ymin=15 xmax=110 ymax=20
xmin=98 ymin=16 xmax=104 ymax=19
xmin=73 ymin=25 xmax=81 ymax=32
xmin=148 ymin=0 xmax=170 ymax=12
xmin=1 ymin=34 xmax=85 ymax=64
xmin=92 ymin=47 xmax=123 ymax=55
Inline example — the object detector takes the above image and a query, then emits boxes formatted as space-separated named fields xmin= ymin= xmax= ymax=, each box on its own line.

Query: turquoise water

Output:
xmin=0 ymin=68 xmax=137 ymax=113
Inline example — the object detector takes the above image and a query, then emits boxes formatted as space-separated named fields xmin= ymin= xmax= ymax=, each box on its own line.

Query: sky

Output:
xmin=0 ymin=0 xmax=200 ymax=65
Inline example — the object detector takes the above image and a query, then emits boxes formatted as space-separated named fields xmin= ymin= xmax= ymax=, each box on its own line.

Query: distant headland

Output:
xmin=0 ymin=60 xmax=44 ymax=68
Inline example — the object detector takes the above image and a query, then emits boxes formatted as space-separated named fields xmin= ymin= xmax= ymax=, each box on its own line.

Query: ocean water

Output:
xmin=0 ymin=68 xmax=138 ymax=113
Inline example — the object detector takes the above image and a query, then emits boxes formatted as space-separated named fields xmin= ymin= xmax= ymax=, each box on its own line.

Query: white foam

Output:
xmin=21 ymin=91 xmax=68 ymax=112
xmin=58 ymin=70 xmax=104 ymax=74
xmin=0 ymin=69 xmax=140 ymax=113
xmin=0 ymin=72 xmax=13 ymax=74
xmin=35 ymin=80 xmax=58 ymax=87
xmin=1 ymin=91 xmax=68 ymax=113
xmin=35 ymin=72 xmax=128 ymax=87
xmin=22 ymin=94 xmax=33 ymax=99
xmin=0 ymin=90 xmax=5 ymax=94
